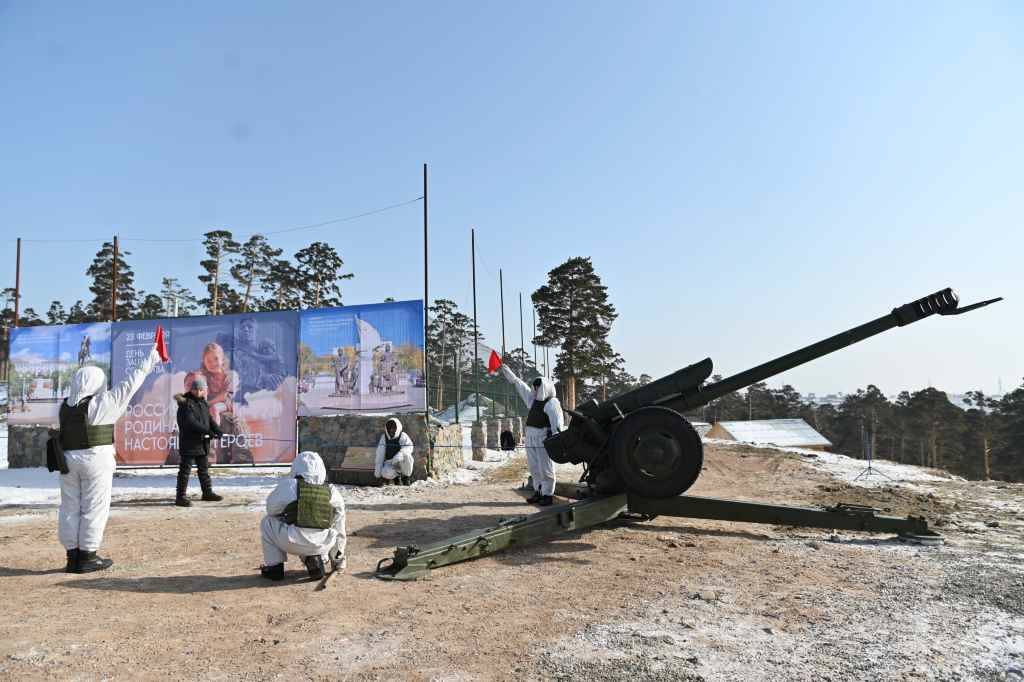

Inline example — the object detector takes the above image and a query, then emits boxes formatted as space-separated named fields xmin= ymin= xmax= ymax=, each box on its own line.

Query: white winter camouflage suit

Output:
xmin=501 ymin=366 xmax=565 ymax=496
xmin=261 ymin=451 xmax=347 ymax=566
xmin=374 ymin=417 xmax=414 ymax=480
xmin=59 ymin=347 xmax=161 ymax=552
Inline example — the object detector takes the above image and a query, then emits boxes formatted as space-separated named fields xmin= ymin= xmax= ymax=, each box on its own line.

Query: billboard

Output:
xmin=7 ymin=323 xmax=112 ymax=426
xmin=112 ymin=312 xmax=299 ymax=465
xmin=298 ymin=300 xmax=424 ymax=416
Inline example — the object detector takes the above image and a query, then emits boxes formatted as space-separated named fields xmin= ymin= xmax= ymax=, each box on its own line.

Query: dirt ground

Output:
xmin=1 ymin=443 xmax=1022 ymax=681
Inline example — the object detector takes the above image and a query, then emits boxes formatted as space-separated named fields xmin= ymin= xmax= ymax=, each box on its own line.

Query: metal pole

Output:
xmin=499 ymin=269 xmax=507 ymax=416
xmin=471 ymin=228 xmax=480 ymax=423
xmin=112 ymin=235 xmax=119 ymax=321
xmin=532 ymin=305 xmax=537 ymax=369
xmin=423 ymin=163 xmax=430 ymax=427
xmin=14 ymin=237 xmax=21 ymax=327
xmin=519 ymin=292 xmax=525 ymax=371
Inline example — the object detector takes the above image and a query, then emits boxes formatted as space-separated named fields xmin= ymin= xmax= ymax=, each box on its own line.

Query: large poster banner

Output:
xmin=8 ymin=323 xmax=112 ymax=426
xmin=113 ymin=312 xmax=298 ymax=465
xmin=298 ymin=300 xmax=424 ymax=416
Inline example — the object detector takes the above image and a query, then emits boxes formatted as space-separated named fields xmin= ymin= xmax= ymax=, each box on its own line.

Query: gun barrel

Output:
xmin=661 ymin=287 xmax=965 ymax=413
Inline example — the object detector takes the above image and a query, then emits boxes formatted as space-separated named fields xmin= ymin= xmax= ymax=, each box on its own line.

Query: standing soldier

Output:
xmin=58 ymin=341 xmax=163 ymax=573
xmin=499 ymin=366 xmax=565 ymax=506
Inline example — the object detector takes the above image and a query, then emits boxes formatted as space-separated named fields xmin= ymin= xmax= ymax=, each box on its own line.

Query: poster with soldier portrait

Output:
xmin=111 ymin=312 xmax=298 ymax=465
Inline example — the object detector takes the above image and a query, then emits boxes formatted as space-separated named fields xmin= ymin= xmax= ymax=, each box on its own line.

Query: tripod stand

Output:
xmin=853 ymin=420 xmax=893 ymax=482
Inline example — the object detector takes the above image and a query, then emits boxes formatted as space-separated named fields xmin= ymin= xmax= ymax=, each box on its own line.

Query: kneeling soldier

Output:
xmin=260 ymin=451 xmax=347 ymax=580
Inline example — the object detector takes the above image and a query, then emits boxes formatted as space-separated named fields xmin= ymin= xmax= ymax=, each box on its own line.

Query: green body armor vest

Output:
xmin=59 ymin=397 xmax=115 ymax=450
xmin=283 ymin=478 xmax=334 ymax=529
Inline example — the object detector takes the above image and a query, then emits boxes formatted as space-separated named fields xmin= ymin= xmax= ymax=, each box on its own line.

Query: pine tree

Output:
xmin=532 ymin=257 xmax=617 ymax=409
xmin=135 ymin=292 xmax=165 ymax=319
xmin=20 ymin=308 xmax=44 ymax=326
xmin=231 ymin=234 xmax=282 ymax=312
xmin=66 ymin=301 xmax=91 ymax=324
xmin=46 ymin=301 xmax=66 ymax=325
xmin=962 ymin=390 xmax=997 ymax=480
xmin=262 ymin=259 xmax=302 ymax=311
xmin=198 ymin=230 xmax=241 ymax=315
xmin=294 ymin=241 xmax=353 ymax=308
xmin=993 ymin=382 xmax=1024 ymax=481
xmin=86 ymin=241 xmax=137 ymax=320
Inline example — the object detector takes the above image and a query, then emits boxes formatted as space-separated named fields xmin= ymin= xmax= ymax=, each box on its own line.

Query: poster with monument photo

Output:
xmin=7 ymin=322 xmax=112 ymax=426
xmin=298 ymin=300 xmax=424 ymax=416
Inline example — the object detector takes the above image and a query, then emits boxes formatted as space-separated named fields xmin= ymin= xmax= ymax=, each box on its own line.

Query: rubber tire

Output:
xmin=610 ymin=406 xmax=704 ymax=499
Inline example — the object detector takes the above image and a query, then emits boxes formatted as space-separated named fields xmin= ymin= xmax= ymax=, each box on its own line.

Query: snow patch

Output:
xmin=704 ymin=437 xmax=960 ymax=488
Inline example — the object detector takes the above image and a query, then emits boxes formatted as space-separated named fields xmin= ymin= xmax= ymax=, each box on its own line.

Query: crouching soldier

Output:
xmin=260 ymin=451 xmax=347 ymax=581
xmin=374 ymin=418 xmax=414 ymax=486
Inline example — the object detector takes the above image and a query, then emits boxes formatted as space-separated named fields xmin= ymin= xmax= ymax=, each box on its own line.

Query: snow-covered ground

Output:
xmin=703 ymin=437 xmax=961 ymax=488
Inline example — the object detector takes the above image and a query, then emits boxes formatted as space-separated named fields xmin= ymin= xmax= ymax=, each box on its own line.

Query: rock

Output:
xmin=685 ymin=542 xmax=697 ymax=548
xmin=763 ymin=627 xmax=776 ymax=635
xmin=986 ymin=520 xmax=1000 ymax=528
xmin=694 ymin=590 xmax=719 ymax=603
xmin=806 ymin=541 xmax=821 ymax=550
xmin=686 ymin=656 xmax=699 ymax=664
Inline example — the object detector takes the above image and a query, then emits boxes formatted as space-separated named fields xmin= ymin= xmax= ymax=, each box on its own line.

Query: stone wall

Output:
xmin=485 ymin=420 xmax=500 ymax=449
xmin=8 ymin=425 xmax=51 ymax=468
xmin=7 ymin=418 xmax=467 ymax=486
xmin=297 ymin=414 xmax=464 ymax=486
xmin=470 ymin=421 xmax=486 ymax=461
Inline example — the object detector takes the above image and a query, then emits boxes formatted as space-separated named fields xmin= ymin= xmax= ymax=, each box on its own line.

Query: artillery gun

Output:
xmin=376 ymin=288 xmax=1001 ymax=580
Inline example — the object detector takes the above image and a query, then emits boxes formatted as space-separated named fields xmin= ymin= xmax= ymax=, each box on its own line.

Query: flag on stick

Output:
xmin=487 ymin=350 xmax=502 ymax=375
xmin=155 ymin=324 xmax=169 ymax=363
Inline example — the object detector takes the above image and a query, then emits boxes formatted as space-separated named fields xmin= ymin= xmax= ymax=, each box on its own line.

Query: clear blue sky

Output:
xmin=1 ymin=1 xmax=1020 ymax=395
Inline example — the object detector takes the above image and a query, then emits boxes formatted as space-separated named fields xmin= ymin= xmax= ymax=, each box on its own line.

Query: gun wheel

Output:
xmin=611 ymin=407 xmax=704 ymax=499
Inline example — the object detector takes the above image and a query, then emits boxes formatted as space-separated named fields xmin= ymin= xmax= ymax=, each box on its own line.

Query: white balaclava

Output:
xmin=67 ymin=366 xmax=106 ymax=406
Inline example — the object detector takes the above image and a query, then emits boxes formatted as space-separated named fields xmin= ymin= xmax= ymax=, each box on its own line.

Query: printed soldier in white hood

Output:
xmin=374 ymin=417 xmax=414 ymax=486
xmin=58 ymin=341 xmax=162 ymax=573
xmin=500 ymin=366 xmax=565 ymax=506
xmin=260 ymin=451 xmax=347 ymax=581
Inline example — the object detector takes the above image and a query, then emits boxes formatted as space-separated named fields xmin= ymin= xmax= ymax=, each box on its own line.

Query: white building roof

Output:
xmin=714 ymin=419 xmax=830 ymax=448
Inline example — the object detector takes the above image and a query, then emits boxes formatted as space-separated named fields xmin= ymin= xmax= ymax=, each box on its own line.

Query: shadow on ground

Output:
xmin=58 ymin=573 xmax=298 ymax=593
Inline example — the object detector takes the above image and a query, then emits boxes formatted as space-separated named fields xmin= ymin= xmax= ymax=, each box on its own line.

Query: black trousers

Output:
xmin=177 ymin=454 xmax=213 ymax=498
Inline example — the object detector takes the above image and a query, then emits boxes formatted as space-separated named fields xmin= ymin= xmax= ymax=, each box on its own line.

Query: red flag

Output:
xmin=487 ymin=350 xmax=502 ymax=375
xmin=154 ymin=324 xmax=169 ymax=363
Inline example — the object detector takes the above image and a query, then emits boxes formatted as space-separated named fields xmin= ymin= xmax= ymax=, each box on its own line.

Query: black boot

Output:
xmin=526 ymin=491 xmax=543 ymax=504
xmin=400 ymin=475 xmax=412 ymax=486
xmin=175 ymin=466 xmax=190 ymax=506
xmin=537 ymin=495 xmax=554 ymax=507
xmin=260 ymin=563 xmax=284 ymax=581
xmin=76 ymin=551 xmax=113 ymax=573
xmin=65 ymin=549 xmax=79 ymax=573
xmin=303 ymin=555 xmax=325 ymax=580
xmin=198 ymin=457 xmax=222 ymax=501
